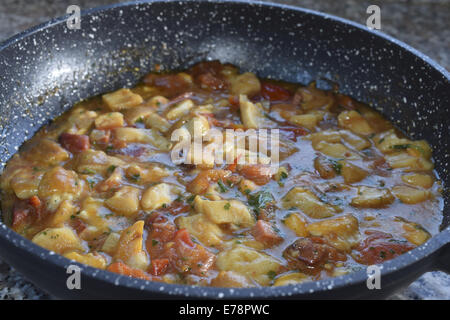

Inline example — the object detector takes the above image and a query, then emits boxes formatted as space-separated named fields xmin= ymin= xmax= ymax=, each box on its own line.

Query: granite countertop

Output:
xmin=0 ymin=0 xmax=449 ymax=300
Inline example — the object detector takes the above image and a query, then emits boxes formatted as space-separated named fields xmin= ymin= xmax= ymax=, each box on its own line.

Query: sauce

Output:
xmin=0 ymin=61 xmax=443 ymax=287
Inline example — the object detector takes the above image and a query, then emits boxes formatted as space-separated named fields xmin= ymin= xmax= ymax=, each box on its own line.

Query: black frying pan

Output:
xmin=0 ymin=0 xmax=449 ymax=299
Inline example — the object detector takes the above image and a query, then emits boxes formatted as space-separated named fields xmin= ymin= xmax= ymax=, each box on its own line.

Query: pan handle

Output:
xmin=435 ymin=228 xmax=450 ymax=274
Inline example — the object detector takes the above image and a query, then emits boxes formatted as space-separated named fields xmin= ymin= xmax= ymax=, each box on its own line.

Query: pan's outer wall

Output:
xmin=0 ymin=1 xmax=448 ymax=299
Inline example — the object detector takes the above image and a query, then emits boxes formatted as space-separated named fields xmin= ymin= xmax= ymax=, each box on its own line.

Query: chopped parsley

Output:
xmin=248 ymin=191 xmax=274 ymax=210
xmin=267 ymin=270 xmax=277 ymax=280
xmin=328 ymin=159 xmax=343 ymax=174
xmin=391 ymin=144 xmax=425 ymax=155
xmin=82 ymin=168 xmax=95 ymax=175
xmin=130 ymin=173 xmax=141 ymax=182
xmin=107 ymin=165 xmax=117 ymax=174
xmin=217 ymin=179 xmax=228 ymax=193
xmin=391 ymin=144 xmax=411 ymax=150
xmin=87 ymin=178 xmax=95 ymax=189
xmin=224 ymin=203 xmax=231 ymax=210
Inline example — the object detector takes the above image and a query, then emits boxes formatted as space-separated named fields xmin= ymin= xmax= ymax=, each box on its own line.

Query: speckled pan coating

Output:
xmin=0 ymin=0 xmax=449 ymax=299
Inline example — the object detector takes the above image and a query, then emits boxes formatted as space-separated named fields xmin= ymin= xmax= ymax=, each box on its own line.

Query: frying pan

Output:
xmin=0 ymin=0 xmax=448 ymax=299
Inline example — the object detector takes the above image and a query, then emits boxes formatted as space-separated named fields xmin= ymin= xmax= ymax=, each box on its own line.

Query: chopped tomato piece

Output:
xmin=238 ymin=164 xmax=272 ymax=185
xmin=59 ymin=133 xmax=90 ymax=154
xmin=146 ymin=221 xmax=177 ymax=258
xmin=261 ymin=82 xmax=291 ymax=102
xmin=190 ymin=61 xmax=227 ymax=91
xmin=280 ymin=127 xmax=309 ymax=142
xmin=226 ymin=163 xmax=237 ymax=173
xmin=145 ymin=212 xmax=168 ymax=225
xmin=171 ymin=230 xmax=215 ymax=275
xmin=148 ymin=222 xmax=177 ymax=243
xmin=70 ymin=218 xmax=87 ymax=234
xmin=283 ymin=237 xmax=346 ymax=275
xmin=107 ymin=262 xmax=151 ymax=280
xmin=156 ymin=200 xmax=191 ymax=216
xmin=353 ymin=230 xmax=415 ymax=265
xmin=143 ymin=74 xmax=190 ymax=97
xmin=28 ymin=195 xmax=41 ymax=209
xmin=228 ymin=95 xmax=240 ymax=110
xmin=225 ymin=157 xmax=239 ymax=173
xmin=11 ymin=205 xmax=30 ymax=230
xmin=251 ymin=220 xmax=283 ymax=247
xmin=149 ymin=258 xmax=170 ymax=276
xmin=11 ymin=198 xmax=46 ymax=230
xmin=187 ymin=169 xmax=232 ymax=194
xmin=197 ymin=73 xmax=226 ymax=91
xmin=174 ymin=228 xmax=194 ymax=247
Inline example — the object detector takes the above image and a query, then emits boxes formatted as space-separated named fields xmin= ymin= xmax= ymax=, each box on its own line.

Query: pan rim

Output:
xmin=0 ymin=0 xmax=448 ymax=299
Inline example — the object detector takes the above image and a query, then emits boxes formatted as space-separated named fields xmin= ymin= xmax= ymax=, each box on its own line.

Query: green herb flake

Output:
xmin=87 ymin=178 xmax=95 ymax=189
xmin=328 ymin=159 xmax=343 ymax=174
xmin=248 ymin=191 xmax=274 ymax=210
xmin=392 ymin=144 xmax=410 ymax=150
xmin=82 ymin=169 xmax=96 ymax=175
xmin=217 ymin=179 xmax=228 ymax=193
xmin=130 ymin=173 xmax=141 ymax=182
xmin=391 ymin=144 xmax=425 ymax=155
xmin=224 ymin=203 xmax=231 ymax=210
xmin=107 ymin=165 xmax=117 ymax=174
xmin=267 ymin=270 xmax=277 ymax=280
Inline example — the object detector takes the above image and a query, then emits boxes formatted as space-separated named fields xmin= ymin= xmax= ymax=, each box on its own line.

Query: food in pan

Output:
xmin=0 ymin=61 xmax=443 ymax=287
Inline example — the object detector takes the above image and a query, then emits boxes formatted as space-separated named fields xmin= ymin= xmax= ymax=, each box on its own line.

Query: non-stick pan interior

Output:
xmin=0 ymin=1 xmax=449 ymax=228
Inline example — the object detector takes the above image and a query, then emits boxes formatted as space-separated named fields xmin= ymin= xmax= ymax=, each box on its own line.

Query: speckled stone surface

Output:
xmin=0 ymin=0 xmax=448 ymax=300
